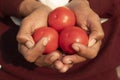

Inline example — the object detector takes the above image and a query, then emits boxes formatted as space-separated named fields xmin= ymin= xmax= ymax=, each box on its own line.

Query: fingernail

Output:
xmin=61 ymin=66 xmax=69 ymax=73
xmin=25 ymin=41 xmax=34 ymax=49
xmin=42 ymin=37 xmax=48 ymax=46
xmin=63 ymin=58 xmax=72 ymax=64
xmin=72 ymin=43 xmax=79 ymax=51
xmin=83 ymin=26 xmax=88 ymax=31
xmin=88 ymin=39 xmax=96 ymax=47
xmin=81 ymin=25 xmax=89 ymax=31
xmin=50 ymin=56 xmax=57 ymax=62
xmin=67 ymin=60 xmax=72 ymax=64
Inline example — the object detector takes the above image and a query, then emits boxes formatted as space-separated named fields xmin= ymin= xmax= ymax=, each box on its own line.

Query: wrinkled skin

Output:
xmin=16 ymin=0 xmax=104 ymax=73
xmin=17 ymin=0 xmax=61 ymax=68
xmin=54 ymin=0 xmax=104 ymax=72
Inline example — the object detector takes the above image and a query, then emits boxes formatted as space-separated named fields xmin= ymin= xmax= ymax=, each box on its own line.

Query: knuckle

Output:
xmin=92 ymin=13 xmax=101 ymax=21
xmin=97 ymin=32 xmax=104 ymax=39
xmin=88 ymin=53 xmax=97 ymax=59
xmin=94 ymin=14 xmax=100 ymax=19
xmin=16 ymin=34 xmax=27 ymax=43
xmin=22 ymin=18 xmax=28 ymax=23
xmin=16 ymin=34 xmax=22 ymax=41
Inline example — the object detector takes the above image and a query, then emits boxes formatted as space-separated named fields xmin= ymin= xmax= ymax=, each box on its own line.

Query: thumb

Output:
xmin=17 ymin=33 xmax=35 ymax=49
xmin=16 ymin=25 xmax=35 ymax=49
xmin=88 ymin=17 xmax=104 ymax=47
xmin=76 ymin=15 xmax=89 ymax=31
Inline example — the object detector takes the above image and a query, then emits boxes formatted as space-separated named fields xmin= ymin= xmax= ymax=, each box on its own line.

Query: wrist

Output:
xmin=19 ymin=0 xmax=44 ymax=17
xmin=67 ymin=0 xmax=89 ymax=7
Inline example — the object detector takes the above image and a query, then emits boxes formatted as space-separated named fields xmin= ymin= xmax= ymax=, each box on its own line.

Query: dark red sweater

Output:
xmin=0 ymin=0 xmax=23 ymax=17
xmin=0 ymin=0 xmax=120 ymax=80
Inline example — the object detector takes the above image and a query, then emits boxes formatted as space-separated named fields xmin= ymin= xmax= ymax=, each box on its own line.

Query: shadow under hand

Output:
xmin=0 ymin=27 xmax=36 ymax=70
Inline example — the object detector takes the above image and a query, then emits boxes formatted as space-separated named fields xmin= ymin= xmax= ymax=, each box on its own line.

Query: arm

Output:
xmin=0 ymin=0 xmax=23 ymax=17
xmin=0 ymin=0 xmax=47 ymax=17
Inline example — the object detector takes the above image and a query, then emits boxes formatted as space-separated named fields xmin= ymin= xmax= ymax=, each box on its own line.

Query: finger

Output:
xmin=55 ymin=60 xmax=73 ymax=73
xmin=16 ymin=22 xmax=35 ymax=49
xmin=34 ymin=54 xmax=56 ymax=68
xmin=38 ymin=51 xmax=61 ymax=64
xmin=17 ymin=16 xmax=47 ymax=49
xmin=34 ymin=55 xmax=47 ymax=67
xmin=62 ymin=54 xmax=86 ymax=64
xmin=59 ymin=65 xmax=71 ymax=73
xmin=77 ymin=17 xmax=89 ymax=31
xmin=47 ymin=51 xmax=62 ymax=63
xmin=35 ymin=51 xmax=62 ymax=68
xmin=54 ymin=60 xmax=64 ymax=70
xmin=19 ymin=37 xmax=48 ymax=62
xmin=17 ymin=34 xmax=35 ymax=49
xmin=74 ymin=12 xmax=89 ymax=31
xmin=72 ymin=41 xmax=101 ymax=59
xmin=88 ymin=14 xmax=104 ymax=47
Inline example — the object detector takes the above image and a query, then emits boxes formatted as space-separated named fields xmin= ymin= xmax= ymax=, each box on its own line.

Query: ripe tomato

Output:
xmin=48 ymin=7 xmax=76 ymax=32
xmin=32 ymin=27 xmax=59 ymax=54
xmin=59 ymin=27 xmax=88 ymax=55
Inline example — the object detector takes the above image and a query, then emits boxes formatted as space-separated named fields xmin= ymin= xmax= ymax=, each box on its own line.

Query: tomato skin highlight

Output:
xmin=59 ymin=27 xmax=88 ymax=55
xmin=32 ymin=27 xmax=59 ymax=54
xmin=48 ymin=7 xmax=76 ymax=32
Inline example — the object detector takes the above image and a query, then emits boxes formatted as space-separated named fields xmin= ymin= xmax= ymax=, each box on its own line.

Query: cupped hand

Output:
xmin=66 ymin=0 xmax=104 ymax=59
xmin=57 ymin=0 xmax=104 ymax=72
xmin=16 ymin=1 xmax=61 ymax=67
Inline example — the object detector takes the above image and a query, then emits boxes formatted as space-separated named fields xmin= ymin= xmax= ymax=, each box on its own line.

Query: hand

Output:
xmin=67 ymin=0 xmax=104 ymax=58
xmin=35 ymin=50 xmax=62 ymax=67
xmin=54 ymin=53 xmax=74 ymax=73
xmin=56 ymin=0 xmax=104 ymax=72
xmin=16 ymin=0 xmax=60 ymax=67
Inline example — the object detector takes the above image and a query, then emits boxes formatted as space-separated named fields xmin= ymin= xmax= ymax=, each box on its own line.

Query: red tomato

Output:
xmin=32 ymin=27 xmax=59 ymax=54
xmin=48 ymin=7 xmax=76 ymax=32
xmin=59 ymin=27 xmax=88 ymax=55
